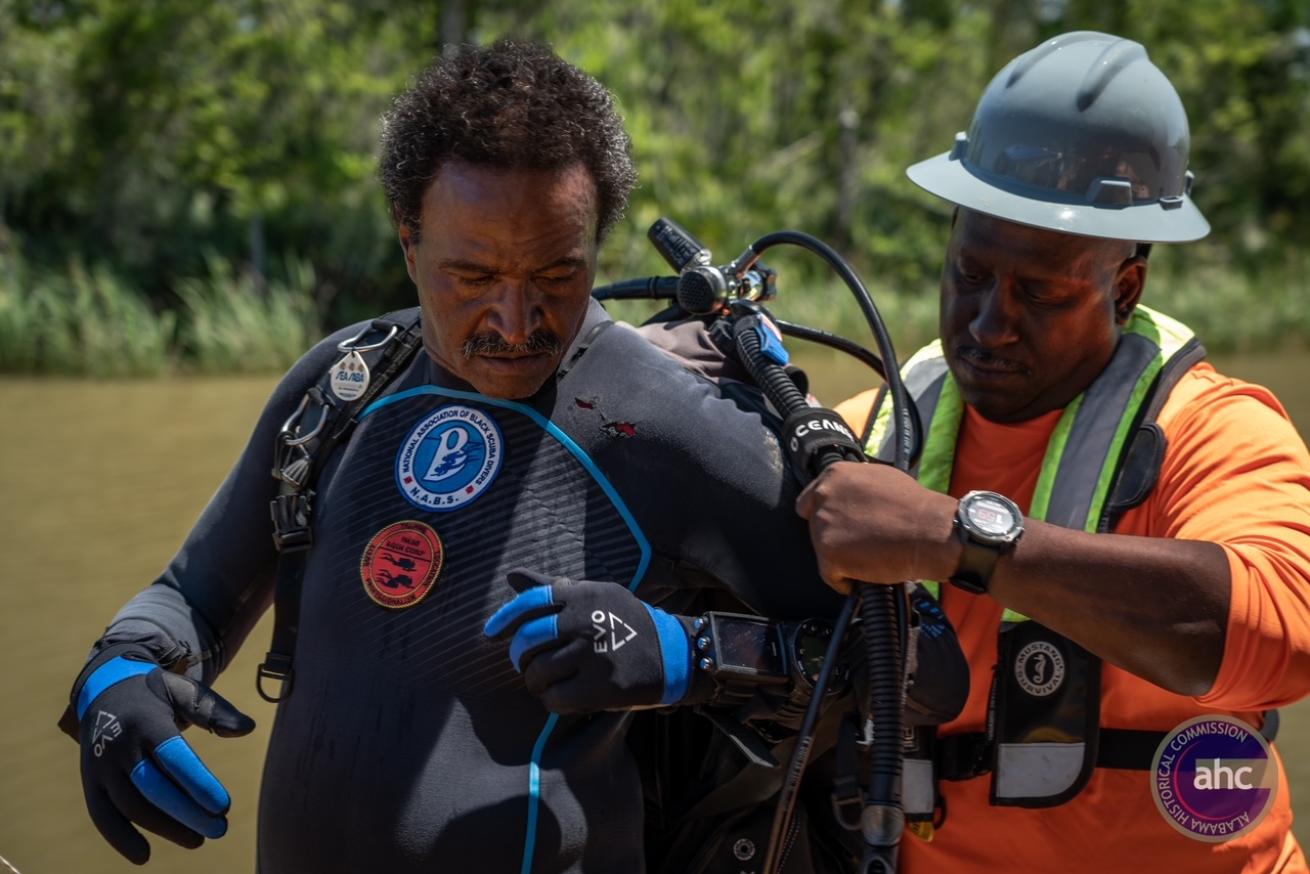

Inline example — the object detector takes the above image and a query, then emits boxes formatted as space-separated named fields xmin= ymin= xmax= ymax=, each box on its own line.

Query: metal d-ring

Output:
xmin=336 ymin=322 xmax=399 ymax=354
xmin=280 ymin=395 xmax=328 ymax=447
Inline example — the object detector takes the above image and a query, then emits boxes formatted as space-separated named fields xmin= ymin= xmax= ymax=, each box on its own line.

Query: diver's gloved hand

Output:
xmin=62 ymin=644 xmax=255 ymax=865
xmin=484 ymin=568 xmax=698 ymax=713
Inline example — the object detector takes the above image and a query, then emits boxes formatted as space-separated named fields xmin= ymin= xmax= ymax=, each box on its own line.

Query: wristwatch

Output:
xmin=949 ymin=490 xmax=1024 ymax=594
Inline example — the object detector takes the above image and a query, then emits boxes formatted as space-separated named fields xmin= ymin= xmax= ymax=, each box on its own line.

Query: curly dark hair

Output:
xmin=379 ymin=40 xmax=637 ymax=242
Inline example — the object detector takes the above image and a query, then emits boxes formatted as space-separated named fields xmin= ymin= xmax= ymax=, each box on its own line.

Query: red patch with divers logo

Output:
xmin=360 ymin=521 xmax=444 ymax=609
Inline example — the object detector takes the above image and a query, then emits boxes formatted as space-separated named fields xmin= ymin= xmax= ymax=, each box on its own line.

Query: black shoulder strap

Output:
xmin=1100 ymin=337 xmax=1206 ymax=531
xmin=257 ymin=309 xmax=424 ymax=702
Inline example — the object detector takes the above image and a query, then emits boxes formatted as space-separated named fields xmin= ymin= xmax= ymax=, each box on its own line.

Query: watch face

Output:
xmin=963 ymin=492 xmax=1019 ymax=539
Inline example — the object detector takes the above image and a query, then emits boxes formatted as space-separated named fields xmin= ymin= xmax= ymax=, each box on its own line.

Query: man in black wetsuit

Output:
xmin=60 ymin=41 xmax=964 ymax=874
xmin=55 ymin=41 xmax=860 ymax=873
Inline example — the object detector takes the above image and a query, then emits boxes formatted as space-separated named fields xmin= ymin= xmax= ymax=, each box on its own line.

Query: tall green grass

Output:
xmin=0 ymin=253 xmax=320 ymax=377
xmin=178 ymin=256 xmax=320 ymax=374
xmin=1 ymin=248 xmax=1304 ymax=377
xmin=0 ymin=257 xmax=175 ymax=377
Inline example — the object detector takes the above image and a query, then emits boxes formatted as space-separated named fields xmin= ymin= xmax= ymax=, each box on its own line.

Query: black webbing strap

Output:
xmin=936 ymin=713 xmax=1280 ymax=779
xmin=935 ymin=731 xmax=991 ymax=781
xmin=828 ymin=713 xmax=864 ymax=831
xmin=256 ymin=311 xmax=424 ymax=703
xmin=258 ymin=490 xmax=315 ymax=700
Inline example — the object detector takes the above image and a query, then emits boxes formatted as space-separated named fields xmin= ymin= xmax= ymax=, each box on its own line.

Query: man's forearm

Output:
xmin=989 ymin=522 xmax=1230 ymax=697
xmin=798 ymin=463 xmax=1233 ymax=696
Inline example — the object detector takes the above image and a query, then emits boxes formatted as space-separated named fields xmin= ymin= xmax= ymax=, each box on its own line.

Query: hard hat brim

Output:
xmin=907 ymin=152 xmax=1211 ymax=244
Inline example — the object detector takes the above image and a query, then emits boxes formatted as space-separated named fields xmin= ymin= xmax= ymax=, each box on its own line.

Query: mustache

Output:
xmin=461 ymin=330 xmax=563 ymax=360
xmin=956 ymin=345 xmax=1029 ymax=373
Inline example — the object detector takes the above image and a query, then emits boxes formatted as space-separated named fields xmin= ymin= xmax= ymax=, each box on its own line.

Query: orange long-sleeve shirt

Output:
xmin=835 ymin=362 xmax=1310 ymax=873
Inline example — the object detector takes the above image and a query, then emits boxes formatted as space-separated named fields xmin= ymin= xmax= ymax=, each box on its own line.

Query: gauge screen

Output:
xmin=712 ymin=616 xmax=785 ymax=677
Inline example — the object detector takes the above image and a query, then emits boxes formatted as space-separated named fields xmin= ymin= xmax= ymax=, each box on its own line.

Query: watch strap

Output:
xmin=949 ymin=532 xmax=1000 ymax=594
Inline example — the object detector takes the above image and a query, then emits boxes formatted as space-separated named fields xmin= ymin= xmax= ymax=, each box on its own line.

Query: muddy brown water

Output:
xmin=1 ymin=349 xmax=1308 ymax=873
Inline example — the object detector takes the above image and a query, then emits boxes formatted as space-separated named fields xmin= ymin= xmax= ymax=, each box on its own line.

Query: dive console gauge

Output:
xmin=691 ymin=613 xmax=849 ymax=698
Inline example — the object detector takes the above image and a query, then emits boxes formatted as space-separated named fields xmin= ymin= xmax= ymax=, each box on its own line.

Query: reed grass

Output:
xmin=0 ymin=253 xmax=320 ymax=377
xmin=1 ymin=249 xmax=1304 ymax=377
xmin=0 ymin=257 xmax=175 ymax=376
xmin=177 ymin=256 xmax=320 ymax=374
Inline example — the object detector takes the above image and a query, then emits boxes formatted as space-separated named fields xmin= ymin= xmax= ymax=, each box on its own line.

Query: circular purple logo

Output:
xmin=1151 ymin=715 xmax=1277 ymax=842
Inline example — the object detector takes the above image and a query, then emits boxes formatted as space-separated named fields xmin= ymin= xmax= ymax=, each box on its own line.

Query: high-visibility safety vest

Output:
xmin=865 ymin=305 xmax=1207 ymax=813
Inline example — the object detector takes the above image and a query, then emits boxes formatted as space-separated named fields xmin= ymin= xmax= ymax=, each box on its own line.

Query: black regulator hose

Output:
xmin=736 ymin=319 xmax=811 ymax=416
xmin=742 ymin=231 xmax=914 ymax=472
xmin=858 ymin=585 xmax=909 ymax=874
xmin=729 ymin=232 xmax=914 ymax=874
xmin=737 ymin=311 xmax=907 ymax=872
xmin=592 ymin=276 xmax=913 ymax=456
xmin=591 ymin=275 xmax=680 ymax=301
xmin=773 ymin=319 xmax=887 ymax=382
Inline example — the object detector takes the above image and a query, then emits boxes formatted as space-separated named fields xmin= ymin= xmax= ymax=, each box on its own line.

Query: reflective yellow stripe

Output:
xmin=866 ymin=340 xmax=944 ymax=456
xmin=918 ymin=378 xmax=962 ymax=496
xmin=1082 ymin=306 xmax=1195 ymax=531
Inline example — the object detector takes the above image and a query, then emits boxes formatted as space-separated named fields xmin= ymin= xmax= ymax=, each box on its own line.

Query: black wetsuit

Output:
xmin=88 ymin=300 xmax=841 ymax=873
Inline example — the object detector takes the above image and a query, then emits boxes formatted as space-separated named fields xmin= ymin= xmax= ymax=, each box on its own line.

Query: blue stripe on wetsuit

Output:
xmin=361 ymin=386 xmax=651 ymax=874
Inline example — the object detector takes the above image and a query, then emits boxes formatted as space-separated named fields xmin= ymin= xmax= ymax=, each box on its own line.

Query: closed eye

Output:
xmin=953 ymin=263 xmax=988 ymax=287
xmin=1021 ymin=283 xmax=1078 ymax=309
xmin=536 ymin=271 xmax=580 ymax=286
xmin=453 ymin=273 xmax=496 ymax=287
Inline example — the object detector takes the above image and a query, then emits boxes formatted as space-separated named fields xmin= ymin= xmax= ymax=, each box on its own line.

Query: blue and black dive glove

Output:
xmin=59 ymin=644 xmax=255 ymax=864
xmin=484 ymin=568 xmax=702 ymax=713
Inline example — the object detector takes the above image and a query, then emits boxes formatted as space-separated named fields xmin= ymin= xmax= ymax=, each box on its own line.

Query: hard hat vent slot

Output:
xmin=1007 ymin=30 xmax=1108 ymax=88
xmin=1076 ymin=40 xmax=1149 ymax=111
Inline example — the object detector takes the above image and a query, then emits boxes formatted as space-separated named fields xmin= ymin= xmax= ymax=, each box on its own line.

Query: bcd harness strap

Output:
xmin=256 ymin=309 xmax=425 ymax=702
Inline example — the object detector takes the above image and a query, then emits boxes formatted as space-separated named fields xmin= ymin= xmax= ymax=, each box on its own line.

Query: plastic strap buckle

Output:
xmin=270 ymin=492 xmax=314 ymax=553
xmin=830 ymin=779 xmax=864 ymax=831
xmin=256 ymin=653 xmax=294 ymax=703
xmin=936 ymin=732 xmax=993 ymax=781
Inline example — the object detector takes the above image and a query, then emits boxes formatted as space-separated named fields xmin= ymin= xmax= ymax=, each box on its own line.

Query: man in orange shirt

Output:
xmin=798 ymin=31 xmax=1310 ymax=872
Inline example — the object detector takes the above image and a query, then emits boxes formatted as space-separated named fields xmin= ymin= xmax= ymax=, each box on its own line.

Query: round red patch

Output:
xmin=360 ymin=521 xmax=444 ymax=609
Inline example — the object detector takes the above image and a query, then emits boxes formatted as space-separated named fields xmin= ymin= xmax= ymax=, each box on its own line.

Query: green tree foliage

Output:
xmin=1 ymin=0 xmax=1307 ymax=338
xmin=0 ymin=0 xmax=431 ymax=316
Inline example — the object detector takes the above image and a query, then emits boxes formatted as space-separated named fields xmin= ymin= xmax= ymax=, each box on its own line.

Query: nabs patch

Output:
xmin=360 ymin=521 xmax=444 ymax=609
xmin=396 ymin=404 xmax=504 ymax=511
